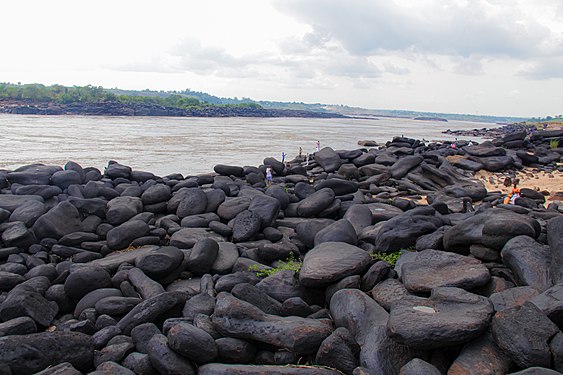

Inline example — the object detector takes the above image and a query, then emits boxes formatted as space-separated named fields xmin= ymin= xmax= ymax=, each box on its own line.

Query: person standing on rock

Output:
xmin=299 ymin=147 xmax=303 ymax=159
xmin=315 ymin=140 xmax=321 ymax=152
xmin=266 ymin=167 xmax=273 ymax=186
xmin=281 ymin=152 xmax=286 ymax=163
xmin=305 ymin=153 xmax=309 ymax=166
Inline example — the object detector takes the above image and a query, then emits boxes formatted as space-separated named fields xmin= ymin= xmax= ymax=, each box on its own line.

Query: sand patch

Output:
xmin=474 ymin=167 xmax=563 ymax=201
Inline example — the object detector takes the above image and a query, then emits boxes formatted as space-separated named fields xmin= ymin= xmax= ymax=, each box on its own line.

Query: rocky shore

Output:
xmin=0 ymin=127 xmax=562 ymax=374
xmin=0 ymin=99 xmax=345 ymax=118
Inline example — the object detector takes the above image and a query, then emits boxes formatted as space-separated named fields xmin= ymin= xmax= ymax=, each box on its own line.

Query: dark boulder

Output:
xmin=137 ymin=246 xmax=184 ymax=280
xmin=145 ymin=333 xmax=196 ymax=375
xmin=388 ymin=287 xmax=494 ymax=349
xmin=64 ymin=266 xmax=112 ymax=300
xmin=0 ymin=331 xmax=93 ymax=374
xmin=232 ymin=210 xmax=262 ymax=243
xmin=390 ymin=155 xmax=423 ymax=179
xmin=492 ymin=302 xmax=559 ymax=368
xmin=548 ymin=216 xmax=563 ymax=285
xmin=398 ymin=249 xmax=490 ymax=293
xmin=32 ymin=201 xmax=82 ymax=240
xmin=314 ymin=147 xmax=343 ymax=173
xmin=212 ymin=292 xmax=333 ymax=354
xmin=167 ymin=322 xmax=218 ymax=363
xmin=106 ymin=220 xmax=151 ymax=250
xmin=314 ymin=219 xmax=357 ymax=246
xmin=299 ymin=242 xmax=371 ymax=288
xmin=501 ymin=235 xmax=552 ymax=292
xmin=297 ymin=188 xmax=335 ymax=218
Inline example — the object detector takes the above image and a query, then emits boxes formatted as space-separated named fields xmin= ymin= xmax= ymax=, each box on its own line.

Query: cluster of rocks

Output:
xmin=0 ymin=132 xmax=562 ymax=375
xmin=443 ymin=122 xmax=562 ymax=141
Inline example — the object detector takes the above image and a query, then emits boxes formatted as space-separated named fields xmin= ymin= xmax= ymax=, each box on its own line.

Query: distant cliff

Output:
xmin=0 ymin=99 xmax=346 ymax=118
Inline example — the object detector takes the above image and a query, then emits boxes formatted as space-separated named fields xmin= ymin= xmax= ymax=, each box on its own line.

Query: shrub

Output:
xmin=248 ymin=253 xmax=302 ymax=278
xmin=550 ymin=139 xmax=560 ymax=149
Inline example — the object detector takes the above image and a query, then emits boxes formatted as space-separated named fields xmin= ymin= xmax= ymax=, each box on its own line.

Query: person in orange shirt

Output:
xmin=503 ymin=178 xmax=520 ymax=204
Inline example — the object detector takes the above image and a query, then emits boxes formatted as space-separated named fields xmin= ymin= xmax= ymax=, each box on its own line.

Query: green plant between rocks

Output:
xmin=370 ymin=246 xmax=415 ymax=267
xmin=248 ymin=253 xmax=302 ymax=278
xmin=370 ymin=251 xmax=402 ymax=267
xmin=550 ymin=139 xmax=560 ymax=149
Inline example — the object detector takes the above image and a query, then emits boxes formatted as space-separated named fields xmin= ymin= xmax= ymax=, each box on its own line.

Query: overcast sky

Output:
xmin=2 ymin=0 xmax=562 ymax=117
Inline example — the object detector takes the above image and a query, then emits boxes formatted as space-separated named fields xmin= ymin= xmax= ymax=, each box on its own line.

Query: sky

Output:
xmin=1 ymin=0 xmax=562 ymax=117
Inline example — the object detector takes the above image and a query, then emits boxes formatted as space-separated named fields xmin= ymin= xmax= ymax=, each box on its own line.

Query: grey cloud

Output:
xmin=452 ymin=56 xmax=484 ymax=76
xmin=273 ymin=0 xmax=555 ymax=59
xmin=383 ymin=62 xmax=410 ymax=75
xmin=517 ymin=58 xmax=563 ymax=79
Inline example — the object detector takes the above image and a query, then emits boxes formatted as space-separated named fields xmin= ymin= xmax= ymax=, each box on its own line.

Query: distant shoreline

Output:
xmin=0 ymin=98 xmax=347 ymax=119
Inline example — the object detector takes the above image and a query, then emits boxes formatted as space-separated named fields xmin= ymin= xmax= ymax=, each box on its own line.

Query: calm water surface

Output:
xmin=0 ymin=115 xmax=498 ymax=176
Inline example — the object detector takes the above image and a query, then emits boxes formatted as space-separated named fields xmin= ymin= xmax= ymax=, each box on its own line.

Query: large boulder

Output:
xmin=0 ymin=331 xmax=94 ymax=374
xmin=314 ymin=147 xmax=342 ymax=173
xmin=314 ymin=219 xmax=357 ymax=246
xmin=548 ymin=216 xmax=563 ymax=285
xmin=212 ymin=292 xmax=333 ymax=354
xmin=390 ymin=155 xmax=424 ymax=179
xmin=32 ymin=201 xmax=82 ymax=240
xmin=299 ymin=242 xmax=371 ymax=288
xmin=501 ymin=235 xmax=553 ymax=292
xmin=106 ymin=196 xmax=143 ymax=226
xmin=106 ymin=220 xmax=151 ymax=250
xmin=297 ymin=188 xmax=335 ymax=218
xmin=388 ymin=287 xmax=494 ymax=349
xmin=398 ymin=249 xmax=491 ymax=293
xmin=492 ymin=302 xmax=559 ymax=368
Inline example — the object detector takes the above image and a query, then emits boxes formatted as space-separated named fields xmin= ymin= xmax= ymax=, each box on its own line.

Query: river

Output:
xmin=0 ymin=114 xmax=497 ymax=177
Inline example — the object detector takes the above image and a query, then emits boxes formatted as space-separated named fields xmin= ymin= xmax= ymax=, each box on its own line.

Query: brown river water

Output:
xmin=0 ymin=114 xmax=497 ymax=177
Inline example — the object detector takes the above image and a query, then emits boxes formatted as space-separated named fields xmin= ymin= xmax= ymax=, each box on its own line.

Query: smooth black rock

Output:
xmin=490 ymin=286 xmax=541 ymax=312
xmin=122 ymin=352 xmax=157 ymax=375
xmin=145 ymin=333 xmax=196 ymax=375
xmin=248 ymin=194 xmax=281 ymax=229
xmin=231 ymin=282 xmax=282 ymax=315
xmin=167 ymin=322 xmax=218 ymax=363
xmin=0 ymin=271 xmax=26 ymax=291
xmin=390 ymin=155 xmax=424 ymax=179
xmin=297 ymin=188 xmax=335 ymax=218
xmin=530 ymin=283 xmax=563 ymax=326
xmin=0 ymin=331 xmax=94 ymax=374
xmin=198 ymin=363 xmax=342 ymax=374
xmin=388 ymin=287 xmax=494 ymax=349
xmin=182 ymin=292 xmax=216 ymax=321
xmin=372 ymin=214 xmax=439 ymax=253
xmin=95 ymin=296 xmax=141 ymax=316
xmin=492 ymin=302 xmax=559 ymax=368
xmin=314 ymin=219 xmax=357 ymax=246
xmin=330 ymin=288 xmax=419 ymax=374
xmin=314 ymin=147 xmax=343 ymax=173
xmin=51 ymin=170 xmax=81 ymax=190
xmin=74 ymin=288 xmax=123 ymax=318
xmin=232 ymin=210 xmax=261 ymax=243
xmin=8 ymin=200 xmax=46 ymax=227
xmin=106 ymin=196 xmax=143 ymax=225
xmin=169 ymin=227 xmax=224 ymax=249
xmin=217 ymin=196 xmax=251 ymax=221
xmin=64 ymin=265 xmax=112 ymax=300
xmin=215 ymin=337 xmax=257 ymax=364
xmin=33 ymin=361 xmax=82 ymax=375
xmin=548 ymin=216 xmax=563 ymax=285
xmin=106 ymin=220 xmax=150 ymax=250
xmin=32 ymin=201 xmax=82 ymax=240
xmin=131 ymin=322 xmax=161 ymax=354
xmin=315 ymin=327 xmax=360 ymax=374
xmin=501 ymin=235 xmax=552 ymax=292
xmin=127 ymin=267 xmax=165 ymax=299
xmin=299 ymin=242 xmax=371 ymax=288
xmin=117 ymin=291 xmax=186 ymax=334
xmin=187 ymin=238 xmax=219 ymax=275
xmin=176 ymin=188 xmax=208 ymax=218
xmin=399 ymin=358 xmax=441 ymax=375
xmin=398 ymin=249 xmax=490 ymax=293
xmin=0 ymin=284 xmax=59 ymax=327
xmin=0 ymin=316 xmax=37 ymax=337
xmin=212 ymin=292 xmax=333 ymax=354
xmin=137 ymin=246 xmax=184 ymax=279
xmin=448 ymin=332 xmax=511 ymax=375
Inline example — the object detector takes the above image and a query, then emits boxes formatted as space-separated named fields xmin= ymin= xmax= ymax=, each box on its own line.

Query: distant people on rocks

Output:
xmin=299 ymin=147 xmax=303 ymax=158
xmin=316 ymin=140 xmax=321 ymax=152
xmin=305 ymin=153 xmax=309 ymax=166
xmin=266 ymin=167 xmax=273 ymax=186
xmin=281 ymin=152 xmax=286 ymax=163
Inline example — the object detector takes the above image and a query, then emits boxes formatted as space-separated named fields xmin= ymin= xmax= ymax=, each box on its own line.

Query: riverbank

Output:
xmin=0 ymin=128 xmax=562 ymax=374
xmin=0 ymin=98 xmax=346 ymax=118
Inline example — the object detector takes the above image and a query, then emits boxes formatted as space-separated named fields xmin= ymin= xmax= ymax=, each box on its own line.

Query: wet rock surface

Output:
xmin=0 ymin=128 xmax=561 ymax=373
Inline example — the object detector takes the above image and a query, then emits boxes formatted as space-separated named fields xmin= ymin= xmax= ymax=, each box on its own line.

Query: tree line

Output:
xmin=0 ymin=83 xmax=262 ymax=110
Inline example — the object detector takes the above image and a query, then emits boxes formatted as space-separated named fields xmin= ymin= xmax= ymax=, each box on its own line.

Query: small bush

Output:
xmin=248 ymin=253 xmax=302 ymax=278
xmin=370 ymin=251 xmax=402 ymax=267
xmin=550 ymin=139 xmax=560 ymax=149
